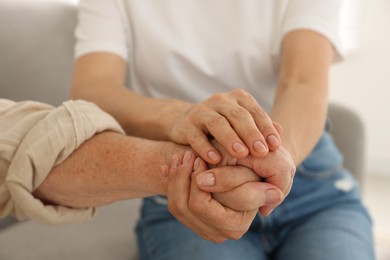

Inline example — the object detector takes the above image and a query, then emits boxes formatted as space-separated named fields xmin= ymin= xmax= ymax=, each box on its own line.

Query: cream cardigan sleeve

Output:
xmin=0 ymin=99 xmax=124 ymax=224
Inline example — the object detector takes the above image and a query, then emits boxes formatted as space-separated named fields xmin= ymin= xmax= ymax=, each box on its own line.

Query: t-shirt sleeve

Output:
xmin=74 ymin=0 xmax=129 ymax=60
xmin=274 ymin=0 xmax=345 ymax=62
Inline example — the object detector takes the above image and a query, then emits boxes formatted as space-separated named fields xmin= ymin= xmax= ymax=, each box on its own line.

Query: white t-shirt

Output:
xmin=75 ymin=0 xmax=344 ymax=112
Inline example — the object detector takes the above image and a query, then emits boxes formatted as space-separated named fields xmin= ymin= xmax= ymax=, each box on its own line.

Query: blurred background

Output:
xmin=331 ymin=0 xmax=389 ymax=179
xmin=330 ymin=0 xmax=390 ymax=258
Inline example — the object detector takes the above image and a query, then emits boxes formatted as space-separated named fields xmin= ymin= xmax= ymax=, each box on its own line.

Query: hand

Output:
xmin=195 ymin=166 xmax=283 ymax=212
xmin=160 ymin=151 xmax=282 ymax=243
xmin=168 ymin=89 xmax=282 ymax=164
xmin=208 ymin=141 xmax=295 ymax=216
xmin=237 ymin=146 xmax=295 ymax=215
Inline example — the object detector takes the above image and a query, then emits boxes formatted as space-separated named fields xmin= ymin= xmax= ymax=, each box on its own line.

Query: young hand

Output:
xmin=168 ymin=89 xmax=282 ymax=164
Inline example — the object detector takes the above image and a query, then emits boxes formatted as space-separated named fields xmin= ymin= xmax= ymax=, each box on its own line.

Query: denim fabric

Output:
xmin=135 ymin=132 xmax=375 ymax=260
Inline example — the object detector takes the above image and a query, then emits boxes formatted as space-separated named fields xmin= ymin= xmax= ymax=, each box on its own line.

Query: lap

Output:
xmin=268 ymin=132 xmax=374 ymax=259
xmin=273 ymin=203 xmax=375 ymax=260
xmin=136 ymin=197 xmax=267 ymax=260
xmin=136 ymin=174 xmax=374 ymax=260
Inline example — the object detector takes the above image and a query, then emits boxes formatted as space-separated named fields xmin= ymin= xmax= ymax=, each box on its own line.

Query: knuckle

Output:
xmin=168 ymin=199 xmax=186 ymax=215
xmin=206 ymin=115 xmax=228 ymax=129
xmin=209 ymin=93 xmax=227 ymax=102
xmin=228 ymin=231 xmax=245 ymax=240
xmin=212 ymin=236 xmax=227 ymax=244
xmin=220 ymin=227 xmax=246 ymax=240
xmin=231 ymin=88 xmax=249 ymax=98
xmin=167 ymin=201 xmax=177 ymax=215
xmin=250 ymin=105 xmax=268 ymax=119
xmin=193 ymin=103 xmax=208 ymax=113
xmin=186 ymin=131 xmax=204 ymax=145
xmin=228 ymin=106 xmax=247 ymax=120
xmin=197 ymin=232 xmax=212 ymax=242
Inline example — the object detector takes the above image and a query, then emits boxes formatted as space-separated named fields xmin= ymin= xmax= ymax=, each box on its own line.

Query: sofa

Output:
xmin=0 ymin=0 xmax=366 ymax=259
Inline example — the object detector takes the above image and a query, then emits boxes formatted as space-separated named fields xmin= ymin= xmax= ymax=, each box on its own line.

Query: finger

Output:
xmin=272 ymin=121 xmax=283 ymax=135
xmin=213 ymin=182 xmax=283 ymax=211
xmin=165 ymin=155 xmax=224 ymax=241
xmin=185 ymin=128 xmax=222 ymax=164
xmin=259 ymin=193 xmax=285 ymax=217
xmin=189 ymin=159 xmax=226 ymax=226
xmin=166 ymin=154 xmax=181 ymax=198
xmin=248 ymin=149 xmax=294 ymax=195
xmin=283 ymin=168 xmax=294 ymax=195
xmin=266 ymin=160 xmax=295 ymax=196
xmin=246 ymin=106 xmax=280 ymax=152
xmin=216 ymin=104 xmax=269 ymax=158
xmin=190 ymin=162 xmax=255 ymax=235
xmin=183 ymin=158 xmax=235 ymax=242
xmin=259 ymin=177 xmax=291 ymax=217
xmin=233 ymin=89 xmax=281 ymax=152
xmin=172 ymin=151 xmax=196 ymax=203
xmin=200 ymin=111 xmax=249 ymax=160
xmin=266 ymin=173 xmax=291 ymax=197
xmin=260 ymin=172 xmax=293 ymax=217
xmin=196 ymin=166 xmax=260 ymax=193
xmin=259 ymin=205 xmax=275 ymax=217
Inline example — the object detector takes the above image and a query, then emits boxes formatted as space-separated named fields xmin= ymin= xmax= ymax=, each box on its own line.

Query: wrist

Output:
xmin=159 ymin=99 xmax=192 ymax=141
xmin=160 ymin=140 xmax=193 ymax=165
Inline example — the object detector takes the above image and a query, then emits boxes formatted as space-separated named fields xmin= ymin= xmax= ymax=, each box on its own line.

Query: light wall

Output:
xmin=329 ymin=0 xmax=390 ymax=176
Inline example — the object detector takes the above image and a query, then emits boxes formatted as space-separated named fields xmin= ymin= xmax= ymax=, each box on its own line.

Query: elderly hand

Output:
xmin=238 ymin=146 xmax=295 ymax=215
xmin=207 ymin=141 xmax=295 ymax=216
xmin=161 ymin=151 xmax=282 ymax=243
xmin=168 ymin=89 xmax=281 ymax=164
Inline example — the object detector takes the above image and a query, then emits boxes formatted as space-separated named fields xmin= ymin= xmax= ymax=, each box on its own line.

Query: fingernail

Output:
xmin=232 ymin=142 xmax=246 ymax=153
xmin=267 ymin=135 xmax=280 ymax=147
xmin=265 ymin=189 xmax=281 ymax=204
xmin=183 ymin=151 xmax=192 ymax=163
xmin=196 ymin=173 xmax=216 ymax=187
xmin=253 ymin=140 xmax=268 ymax=153
xmin=207 ymin=150 xmax=219 ymax=162
xmin=194 ymin=157 xmax=201 ymax=170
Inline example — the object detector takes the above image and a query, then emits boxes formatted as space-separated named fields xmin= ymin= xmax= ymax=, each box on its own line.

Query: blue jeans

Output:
xmin=135 ymin=131 xmax=375 ymax=260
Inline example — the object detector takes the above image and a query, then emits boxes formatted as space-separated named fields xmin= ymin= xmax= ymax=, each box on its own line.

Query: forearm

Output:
xmin=33 ymin=131 xmax=189 ymax=208
xmin=270 ymin=81 xmax=328 ymax=165
xmin=71 ymin=54 xmax=191 ymax=140
xmin=270 ymin=30 xmax=333 ymax=165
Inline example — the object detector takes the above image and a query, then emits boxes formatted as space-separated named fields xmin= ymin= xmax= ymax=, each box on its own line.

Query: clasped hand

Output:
xmin=161 ymin=146 xmax=295 ymax=243
xmin=161 ymin=89 xmax=295 ymax=243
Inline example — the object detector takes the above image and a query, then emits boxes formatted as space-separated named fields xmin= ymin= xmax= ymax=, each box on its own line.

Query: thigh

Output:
xmin=273 ymin=201 xmax=375 ymax=260
xmin=136 ymin=197 xmax=267 ymax=260
xmin=270 ymin=132 xmax=374 ymax=259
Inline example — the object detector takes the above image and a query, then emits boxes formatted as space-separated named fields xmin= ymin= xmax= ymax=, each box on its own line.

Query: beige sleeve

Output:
xmin=0 ymin=99 xmax=124 ymax=224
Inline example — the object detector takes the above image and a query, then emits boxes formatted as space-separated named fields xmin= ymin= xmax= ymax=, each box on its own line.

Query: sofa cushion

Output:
xmin=0 ymin=0 xmax=77 ymax=106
